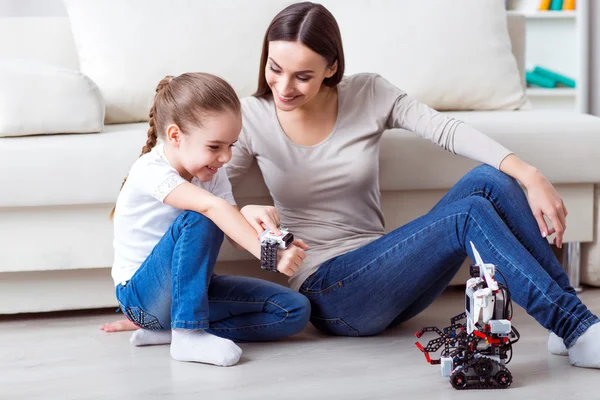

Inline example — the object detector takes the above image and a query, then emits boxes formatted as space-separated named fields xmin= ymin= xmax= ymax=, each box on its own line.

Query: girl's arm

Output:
xmin=163 ymin=182 xmax=309 ymax=273
xmin=164 ymin=182 xmax=261 ymax=258
xmin=225 ymin=205 xmax=248 ymax=251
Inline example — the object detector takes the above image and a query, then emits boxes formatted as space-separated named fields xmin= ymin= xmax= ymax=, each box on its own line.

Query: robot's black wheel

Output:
xmin=495 ymin=370 xmax=512 ymax=388
xmin=474 ymin=358 xmax=494 ymax=377
xmin=451 ymin=371 xmax=467 ymax=389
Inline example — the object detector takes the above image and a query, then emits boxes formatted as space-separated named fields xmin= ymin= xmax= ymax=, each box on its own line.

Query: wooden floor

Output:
xmin=2 ymin=287 xmax=600 ymax=400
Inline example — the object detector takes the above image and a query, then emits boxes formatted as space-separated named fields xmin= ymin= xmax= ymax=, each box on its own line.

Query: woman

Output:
xmin=225 ymin=1 xmax=599 ymax=368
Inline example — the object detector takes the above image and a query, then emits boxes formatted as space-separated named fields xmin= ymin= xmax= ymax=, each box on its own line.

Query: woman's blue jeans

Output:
xmin=299 ymin=165 xmax=598 ymax=347
xmin=116 ymin=211 xmax=311 ymax=342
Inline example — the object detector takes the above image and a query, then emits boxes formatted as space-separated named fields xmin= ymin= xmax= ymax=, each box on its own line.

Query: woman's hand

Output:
xmin=523 ymin=169 xmax=568 ymax=248
xmin=240 ymin=205 xmax=281 ymax=236
xmin=499 ymin=154 xmax=568 ymax=248
xmin=276 ymin=239 xmax=309 ymax=276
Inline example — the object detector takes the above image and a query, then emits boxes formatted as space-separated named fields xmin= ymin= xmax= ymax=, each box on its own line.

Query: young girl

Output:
xmin=110 ymin=72 xmax=310 ymax=366
xmin=222 ymin=2 xmax=599 ymax=369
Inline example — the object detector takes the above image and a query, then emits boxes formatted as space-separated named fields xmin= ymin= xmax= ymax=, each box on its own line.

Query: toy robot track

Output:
xmin=414 ymin=242 xmax=520 ymax=390
xmin=450 ymin=355 xmax=512 ymax=389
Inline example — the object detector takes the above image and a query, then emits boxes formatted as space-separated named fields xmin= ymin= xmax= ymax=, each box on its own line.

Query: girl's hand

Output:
xmin=524 ymin=171 xmax=568 ymax=248
xmin=276 ymin=239 xmax=309 ymax=276
xmin=240 ymin=205 xmax=281 ymax=236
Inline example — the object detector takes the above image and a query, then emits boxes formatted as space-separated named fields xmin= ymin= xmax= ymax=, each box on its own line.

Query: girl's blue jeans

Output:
xmin=299 ymin=165 xmax=598 ymax=347
xmin=116 ymin=211 xmax=311 ymax=342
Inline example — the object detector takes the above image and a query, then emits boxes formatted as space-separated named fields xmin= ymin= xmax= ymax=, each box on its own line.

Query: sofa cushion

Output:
xmin=322 ymin=0 xmax=527 ymax=111
xmin=379 ymin=110 xmax=600 ymax=192
xmin=2 ymin=110 xmax=599 ymax=208
xmin=63 ymin=0 xmax=526 ymax=124
xmin=234 ymin=110 xmax=600 ymax=198
xmin=63 ymin=0 xmax=284 ymax=123
xmin=0 ymin=59 xmax=104 ymax=137
xmin=0 ymin=123 xmax=147 ymax=207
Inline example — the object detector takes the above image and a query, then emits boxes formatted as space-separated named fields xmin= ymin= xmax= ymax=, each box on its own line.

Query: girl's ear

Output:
xmin=166 ymin=124 xmax=182 ymax=147
xmin=325 ymin=60 xmax=338 ymax=78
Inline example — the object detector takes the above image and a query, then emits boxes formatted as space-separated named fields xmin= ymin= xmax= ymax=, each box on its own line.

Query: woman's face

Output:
xmin=266 ymin=40 xmax=337 ymax=112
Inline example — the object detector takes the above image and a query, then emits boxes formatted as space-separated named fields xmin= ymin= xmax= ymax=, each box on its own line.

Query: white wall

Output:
xmin=591 ymin=1 xmax=600 ymax=116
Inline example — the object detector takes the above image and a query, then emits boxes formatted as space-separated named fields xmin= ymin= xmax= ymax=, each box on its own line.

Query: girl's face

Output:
xmin=167 ymin=110 xmax=242 ymax=182
xmin=266 ymin=40 xmax=337 ymax=112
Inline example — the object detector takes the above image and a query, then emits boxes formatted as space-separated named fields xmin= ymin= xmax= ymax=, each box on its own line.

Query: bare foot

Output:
xmin=100 ymin=319 xmax=139 ymax=332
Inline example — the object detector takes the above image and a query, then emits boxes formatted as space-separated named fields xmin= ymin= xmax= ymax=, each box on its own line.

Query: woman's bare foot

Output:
xmin=100 ymin=319 xmax=139 ymax=332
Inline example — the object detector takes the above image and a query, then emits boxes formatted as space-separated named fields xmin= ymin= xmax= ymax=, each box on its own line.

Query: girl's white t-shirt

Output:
xmin=111 ymin=144 xmax=236 ymax=286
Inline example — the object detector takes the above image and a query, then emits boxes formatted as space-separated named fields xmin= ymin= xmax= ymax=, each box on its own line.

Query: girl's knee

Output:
xmin=290 ymin=293 xmax=311 ymax=323
xmin=177 ymin=211 xmax=223 ymax=239
xmin=280 ymin=292 xmax=311 ymax=334
xmin=179 ymin=210 xmax=213 ymax=226
xmin=297 ymin=295 xmax=311 ymax=323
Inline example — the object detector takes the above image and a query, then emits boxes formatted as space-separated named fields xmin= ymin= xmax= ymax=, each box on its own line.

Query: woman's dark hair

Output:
xmin=254 ymin=2 xmax=345 ymax=97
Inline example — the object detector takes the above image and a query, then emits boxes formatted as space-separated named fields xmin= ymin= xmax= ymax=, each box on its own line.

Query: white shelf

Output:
xmin=527 ymin=88 xmax=577 ymax=97
xmin=507 ymin=2 xmax=588 ymax=112
xmin=523 ymin=11 xmax=577 ymax=19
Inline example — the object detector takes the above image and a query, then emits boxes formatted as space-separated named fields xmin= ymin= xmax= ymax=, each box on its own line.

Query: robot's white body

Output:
xmin=416 ymin=242 xmax=517 ymax=388
xmin=439 ymin=242 xmax=512 ymax=378
xmin=464 ymin=242 xmax=511 ymax=336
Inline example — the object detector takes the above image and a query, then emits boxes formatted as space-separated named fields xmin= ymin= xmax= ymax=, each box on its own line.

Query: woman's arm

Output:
xmin=394 ymin=95 xmax=567 ymax=246
xmin=379 ymin=76 xmax=567 ymax=247
xmin=225 ymin=205 xmax=282 ymax=250
xmin=226 ymin=128 xmax=255 ymax=188
xmin=390 ymin=95 xmax=512 ymax=169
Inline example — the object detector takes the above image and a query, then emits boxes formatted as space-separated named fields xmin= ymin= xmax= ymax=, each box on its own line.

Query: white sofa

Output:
xmin=1 ymin=2 xmax=600 ymax=314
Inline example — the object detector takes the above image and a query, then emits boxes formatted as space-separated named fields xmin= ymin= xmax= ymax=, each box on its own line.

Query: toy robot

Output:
xmin=259 ymin=228 xmax=294 ymax=272
xmin=415 ymin=241 xmax=520 ymax=390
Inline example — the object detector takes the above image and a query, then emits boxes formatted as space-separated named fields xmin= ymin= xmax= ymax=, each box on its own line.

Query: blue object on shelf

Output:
xmin=533 ymin=66 xmax=576 ymax=88
xmin=526 ymin=71 xmax=555 ymax=88
xmin=550 ymin=0 xmax=564 ymax=11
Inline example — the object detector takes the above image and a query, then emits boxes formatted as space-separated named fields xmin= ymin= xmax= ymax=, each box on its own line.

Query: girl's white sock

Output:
xmin=170 ymin=328 xmax=242 ymax=366
xmin=130 ymin=329 xmax=172 ymax=346
xmin=569 ymin=322 xmax=600 ymax=368
xmin=548 ymin=331 xmax=568 ymax=356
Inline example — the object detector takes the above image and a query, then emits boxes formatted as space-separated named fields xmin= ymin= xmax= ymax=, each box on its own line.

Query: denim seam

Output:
xmin=208 ymin=299 xmax=288 ymax=310
xmin=565 ymin=316 xmax=600 ymax=347
xmin=209 ymin=300 xmax=264 ymax=303
xmin=468 ymin=214 xmax=588 ymax=330
xmin=304 ymin=213 xmax=468 ymax=294
xmin=210 ymin=300 xmax=290 ymax=331
xmin=172 ymin=319 xmax=210 ymax=329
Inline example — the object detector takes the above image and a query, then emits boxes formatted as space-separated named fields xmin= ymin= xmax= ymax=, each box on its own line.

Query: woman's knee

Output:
xmin=463 ymin=196 xmax=497 ymax=218
xmin=468 ymin=164 xmax=520 ymax=194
